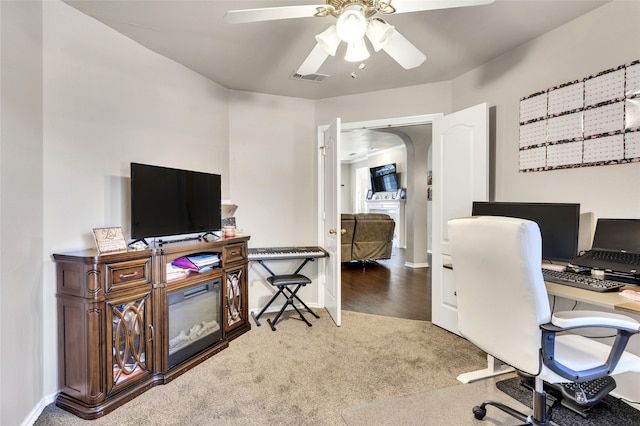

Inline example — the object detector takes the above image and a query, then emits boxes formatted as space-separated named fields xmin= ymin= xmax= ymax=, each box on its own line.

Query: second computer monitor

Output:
xmin=471 ymin=201 xmax=580 ymax=263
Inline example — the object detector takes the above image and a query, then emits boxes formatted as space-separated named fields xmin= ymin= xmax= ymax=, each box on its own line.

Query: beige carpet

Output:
xmin=342 ymin=375 xmax=530 ymax=426
xmin=36 ymin=310 xmax=513 ymax=425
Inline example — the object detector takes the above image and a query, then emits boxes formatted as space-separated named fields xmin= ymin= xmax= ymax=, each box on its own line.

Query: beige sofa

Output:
xmin=341 ymin=213 xmax=395 ymax=262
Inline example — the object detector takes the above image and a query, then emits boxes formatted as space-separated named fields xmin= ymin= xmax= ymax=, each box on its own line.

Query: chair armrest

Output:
xmin=551 ymin=310 xmax=640 ymax=332
xmin=540 ymin=310 xmax=640 ymax=382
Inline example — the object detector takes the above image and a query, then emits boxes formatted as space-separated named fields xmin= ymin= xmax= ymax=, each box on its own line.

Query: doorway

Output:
xmin=319 ymin=105 xmax=489 ymax=328
xmin=318 ymin=113 xmax=440 ymax=327
xmin=338 ymin=121 xmax=435 ymax=321
xmin=340 ymin=123 xmax=433 ymax=267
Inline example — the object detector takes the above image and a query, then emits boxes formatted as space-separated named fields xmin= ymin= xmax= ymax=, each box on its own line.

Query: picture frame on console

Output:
xmin=93 ymin=227 xmax=127 ymax=253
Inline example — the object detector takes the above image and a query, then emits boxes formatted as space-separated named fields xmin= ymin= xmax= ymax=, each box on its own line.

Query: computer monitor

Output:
xmin=471 ymin=201 xmax=580 ymax=262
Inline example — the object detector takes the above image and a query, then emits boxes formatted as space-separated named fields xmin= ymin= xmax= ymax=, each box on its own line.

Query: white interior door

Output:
xmin=431 ymin=103 xmax=489 ymax=335
xmin=321 ymin=118 xmax=341 ymax=326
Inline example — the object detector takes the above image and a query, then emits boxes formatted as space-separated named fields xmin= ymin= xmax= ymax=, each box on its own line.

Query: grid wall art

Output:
xmin=519 ymin=60 xmax=640 ymax=172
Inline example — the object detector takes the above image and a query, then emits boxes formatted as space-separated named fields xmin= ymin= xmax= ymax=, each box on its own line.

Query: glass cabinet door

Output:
xmin=107 ymin=292 xmax=153 ymax=391
xmin=224 ymin=265 xmax=246 ymax=331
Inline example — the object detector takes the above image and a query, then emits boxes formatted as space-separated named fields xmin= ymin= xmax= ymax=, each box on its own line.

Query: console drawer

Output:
xmin=222 ymin=243 xmax=246 ymax=265
xmin=106 ymin=257 xmax=151 ymax=293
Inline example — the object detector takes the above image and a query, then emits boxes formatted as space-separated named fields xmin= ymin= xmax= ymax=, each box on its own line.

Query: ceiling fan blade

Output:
xmin=392 ymin=0 xmax=494 ymax=14
xmin=224 ymin=5 xmax=323 ymax=24
xmin=382 ymin=30 xmax=426 ymax=69
xmin=297 ymin=44 xmax=331 ymax=75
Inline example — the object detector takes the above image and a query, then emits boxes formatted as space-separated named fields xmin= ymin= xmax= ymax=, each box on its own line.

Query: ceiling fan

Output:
xmin=224 ymin=0 xmax=494 ymax=76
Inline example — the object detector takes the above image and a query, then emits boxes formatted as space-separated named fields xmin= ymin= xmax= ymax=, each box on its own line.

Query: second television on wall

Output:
xmin=370 ymin=163 xmax=399 ymax=193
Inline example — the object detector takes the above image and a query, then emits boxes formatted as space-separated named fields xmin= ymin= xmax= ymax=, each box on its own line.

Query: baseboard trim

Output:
xmin=22 ymin=392 xmax=56 ymax=426
xmin=404 ymin=262 xmax=430 ymax=268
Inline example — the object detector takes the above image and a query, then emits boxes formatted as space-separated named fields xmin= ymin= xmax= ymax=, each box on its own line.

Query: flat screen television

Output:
xmin=370 ymin=163 xmax=399 ymax=192
xmin=131 ymin=163 xmax=221 ymax=240
xmin=471 ymin=201 xmax=580 ymax=263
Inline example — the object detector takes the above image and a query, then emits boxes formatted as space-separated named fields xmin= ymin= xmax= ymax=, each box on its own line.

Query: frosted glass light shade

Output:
xmin=366 ymin=18 xmax=395 ymax=52
xmin=315 ymin=25 xmax=341 ymax=56
xmin=336 ymin=7 xmax=367 ymax=43
xmin=344 ymin=38 xmax=370 ymax=62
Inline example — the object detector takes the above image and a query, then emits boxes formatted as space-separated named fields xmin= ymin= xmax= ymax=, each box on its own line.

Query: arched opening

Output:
xmin=340 ymin=124 xmax=431 ymax=267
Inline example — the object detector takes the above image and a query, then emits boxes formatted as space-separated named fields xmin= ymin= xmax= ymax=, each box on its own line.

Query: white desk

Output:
xmin=545 ymin=281 xmax=640 ymax=314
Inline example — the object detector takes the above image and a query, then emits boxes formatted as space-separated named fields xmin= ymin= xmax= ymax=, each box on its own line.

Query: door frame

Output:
xmin=318 ymin=119 xmax=342 ymax=325
xmin=317 ymin=113 xmax=442 ymax=315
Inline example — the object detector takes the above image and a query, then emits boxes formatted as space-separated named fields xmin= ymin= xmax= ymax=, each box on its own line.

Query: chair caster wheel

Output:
xmin=472 ymin=406 xmax=486 ymax=420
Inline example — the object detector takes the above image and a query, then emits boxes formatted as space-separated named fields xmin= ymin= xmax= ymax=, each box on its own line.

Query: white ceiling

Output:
xmin=341 ymin=128 xmax=405 ymax=162
xmin=65 ymin=0 xmax=609 ymax=100
xmin=62 ymin=0 xmax=609 ymax=160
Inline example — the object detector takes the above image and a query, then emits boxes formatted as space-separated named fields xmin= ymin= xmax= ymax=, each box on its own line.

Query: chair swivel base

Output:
xmin=473 ymin=401 xmax=530 ymax=423
xmin=263 ymin=274 xmax=319 ymax=331
xmin=473 ymin=378 xmax=550 ymax=426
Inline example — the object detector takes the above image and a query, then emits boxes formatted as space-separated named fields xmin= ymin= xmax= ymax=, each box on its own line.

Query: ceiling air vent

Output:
xmin=290 ymin=72 xmax=329 ymax=83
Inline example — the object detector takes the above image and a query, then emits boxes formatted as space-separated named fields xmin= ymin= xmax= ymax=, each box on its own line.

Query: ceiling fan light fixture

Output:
xmin=366 ymin=18 xmax=395 ymax=52
xmin=315 ymin=24 xmax=341 ymax=56
xmin=344 ymin=38 xmax=370 ymax=62
xmin=336 ymin=6 xmax=367 ymax=43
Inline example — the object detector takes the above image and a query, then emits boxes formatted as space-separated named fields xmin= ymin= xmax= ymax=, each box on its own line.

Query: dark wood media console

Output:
xmin=53 ymin=236 xmax=251 ymax=419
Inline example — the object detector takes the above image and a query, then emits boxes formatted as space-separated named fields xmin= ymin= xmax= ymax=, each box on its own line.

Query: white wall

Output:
xmin=452 ymin=1 xmax=640 ymax=223
xmin=43 ymin=1 xmax=230 ymax=253
xmin=354 ymin=166 xmax=370 ymax=213
xmin=395 ymin=126 xmax=432 ymax=266
xmin=1 ymin=2 xmax=44 ymax=425
xmin=228 ymin=90 xmax=319 ymax=314
xmin=315 ymin=80 xmax=453 ymax=125
xmin=340 ymin=162 xmax=352 ymax=213
xmin=39 ymin=0 xmax=231 ymax=419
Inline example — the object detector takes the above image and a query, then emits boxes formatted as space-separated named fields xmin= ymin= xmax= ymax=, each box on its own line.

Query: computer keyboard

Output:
xmin=581 ymin=250 xmax=640 ymax=265
xmin=542 ymin=269 xmax=625 ymax=292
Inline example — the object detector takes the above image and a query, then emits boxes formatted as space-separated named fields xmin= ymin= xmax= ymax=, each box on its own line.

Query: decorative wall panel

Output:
xmin=519 ymin=60 xmax=640 ymax=172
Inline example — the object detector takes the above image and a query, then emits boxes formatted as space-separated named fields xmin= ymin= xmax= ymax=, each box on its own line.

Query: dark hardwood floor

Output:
xmin=341 ymin=248 xmax=431 ymax=321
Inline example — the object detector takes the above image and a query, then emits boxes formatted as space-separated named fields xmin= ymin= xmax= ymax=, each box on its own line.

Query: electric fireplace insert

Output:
xmin=167 ymin=278 xmax=222 ymax=368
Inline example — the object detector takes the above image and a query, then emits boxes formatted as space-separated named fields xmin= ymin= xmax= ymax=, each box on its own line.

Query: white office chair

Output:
xmin=448 ymin=216 xmax=640 ymax=425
